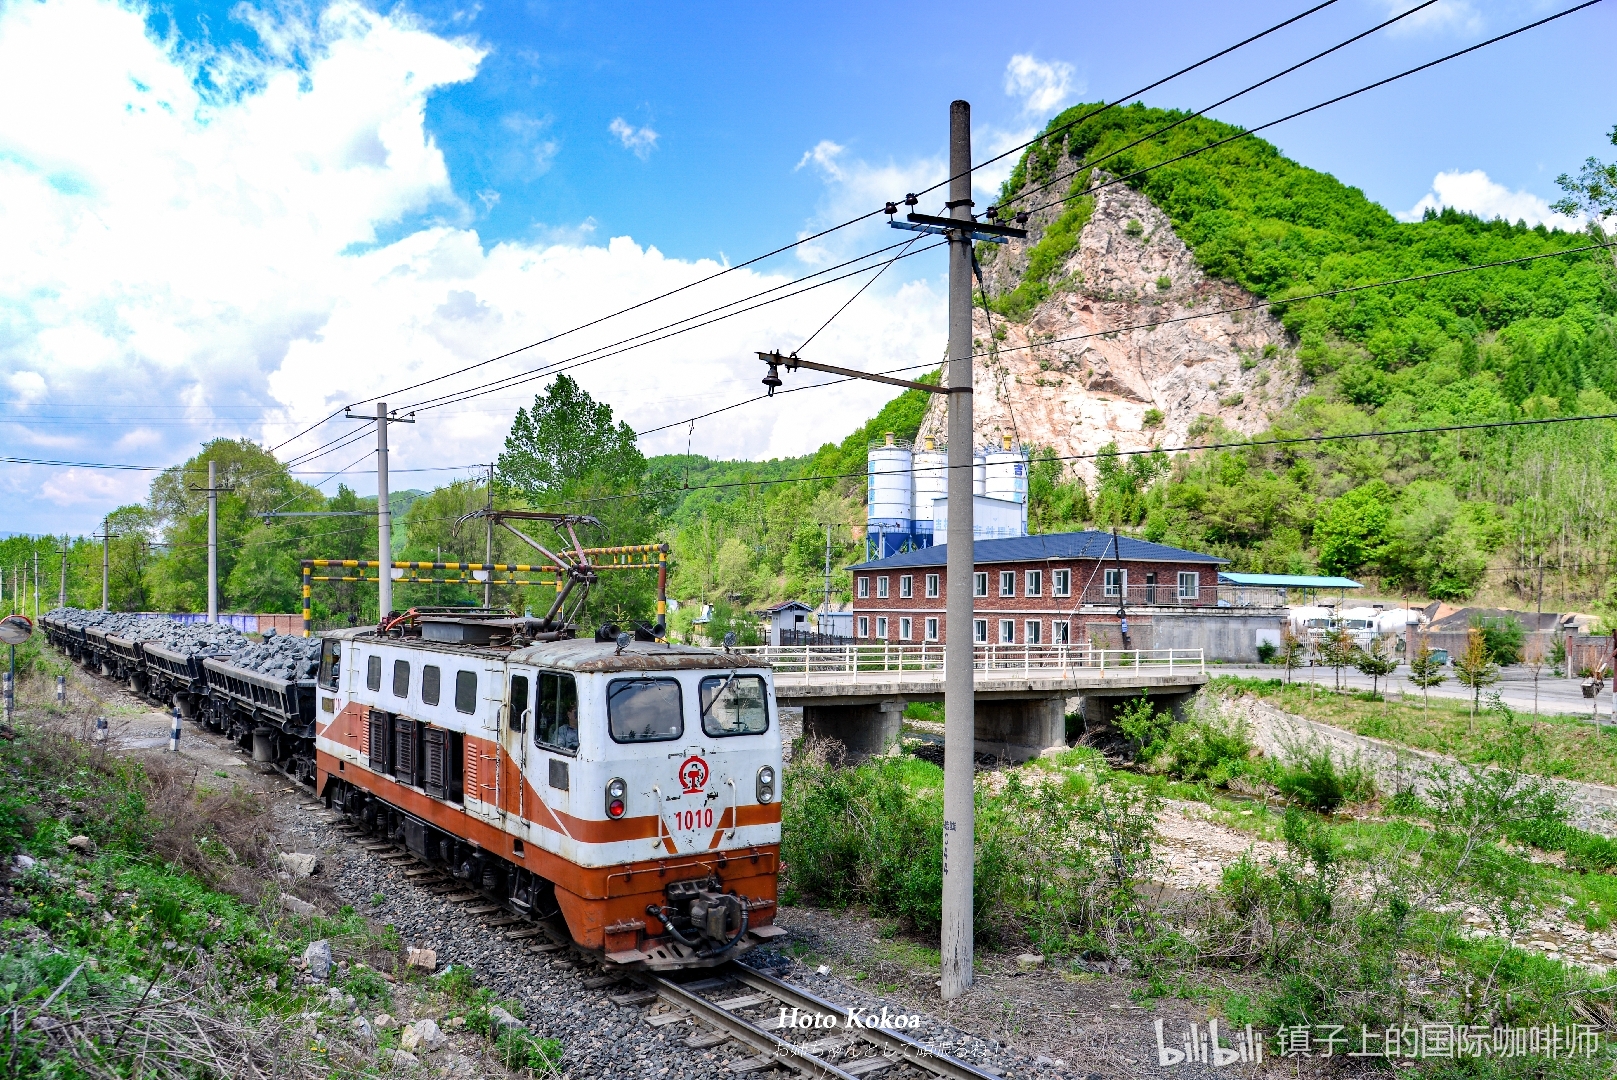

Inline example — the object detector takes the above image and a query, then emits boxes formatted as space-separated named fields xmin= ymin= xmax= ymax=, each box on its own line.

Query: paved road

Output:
xmin=1217 ymin=662 xmax=1611 ymax=721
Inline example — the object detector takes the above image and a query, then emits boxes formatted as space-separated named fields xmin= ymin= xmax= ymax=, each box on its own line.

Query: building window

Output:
xmin=1145 ymin=571 xmax=1158 ymax=604
xmin=876 ymin=616 xmax=888 ymax=639
xmin=899 ymin=575 xmax=913 ymax=599
xmin=999 ymin=571 xmax=1015 ymax=597
xmin=900 ymin=617 xmax=912 ymax=640
xmin=857 ymin=616 xmax=870 ymax=637
xmin=1178 ymin=571 xmax=1200 ymax=599
xmin=1104 ymin=568 xmax=1127 ymax=597
xmin=1053 ymin=620 xmax=1070 ymax=645
xmin=973 ymin=572 xmax=988 ymax=597
xmin=1052 ymin=569 xmax=1071 ymax=597
xmin=925 ymin=617 xmax=939 ymax=641
xmin=857 ymin=577 xmax=869 ymax=599
xmin=1026 ymin=620 xmax=1042 ymax=645
xmin=973 ymin=619 xmax=987 ymax=643
xmin=999 ymin=619 xmax=1015 ymax=644
xmin=925 ymin=573 xmax=940 ymax=598
xmin=876 ymin=577 xmax=889 ymax=599
xmin=1026 ymin=569 xmax=1042 ymax=597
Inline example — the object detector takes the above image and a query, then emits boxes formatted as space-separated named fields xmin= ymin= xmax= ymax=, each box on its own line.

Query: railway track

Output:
xmin=321 ymin=812 xmax=1004 ymax=1080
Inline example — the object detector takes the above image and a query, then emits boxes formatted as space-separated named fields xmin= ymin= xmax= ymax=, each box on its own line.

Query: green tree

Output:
xmin=1407 ymin=639 xmax=1448 ymax=720
xmin=1314 ymin=482 xmax=1392 ymax=577
xmin=1454 ymin=629 xmax=1502 ymax=727
xmin=1315 ymin=626 xmax=1359 ymax=693
xmin=1472 ymin=615 xmax=1525 ymax=667
xmin=1092 ymin=442 xmax=1168 ymax=528
xmin=1028 ymin=448 xmax=1091 ymax=533
xmin=1354 ymin=635 xmax=1398 ymax=700
xmin=497 ymin=374 xmax=663 ymax=630
xmin=1277 ymin=626 xmax=1306 ymax=684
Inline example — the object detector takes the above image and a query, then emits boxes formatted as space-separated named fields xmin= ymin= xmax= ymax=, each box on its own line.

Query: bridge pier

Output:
xmin=1077 ymin=687 xmax=1199 ymax=733
xmin=973 ymin=696 xmax=1068 ymax=762
xmin=802 ymin=699 xmax=907 ymax=759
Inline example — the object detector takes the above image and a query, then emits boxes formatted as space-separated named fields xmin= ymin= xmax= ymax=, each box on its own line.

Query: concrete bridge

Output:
xmin=737 ymin=644 xmax=1207 ymax=761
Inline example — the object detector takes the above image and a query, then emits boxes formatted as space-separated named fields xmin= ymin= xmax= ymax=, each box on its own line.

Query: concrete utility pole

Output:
xmin=207 ymin=461 xmax=219 ymax=622
xmin=100 ymin=517 xmax=110 ymax=611
xmin=941 ymin=98 xmax=976 ymax=1001
xmin=58 ymin=538 xmax=68 ymax=609
xmin=33 ymin=551 xmax=38 ymax=620
xmin=377 ymin=401 xmax=393 ymax=620
xmin=485 ymin=462 xmax=495 ymax=608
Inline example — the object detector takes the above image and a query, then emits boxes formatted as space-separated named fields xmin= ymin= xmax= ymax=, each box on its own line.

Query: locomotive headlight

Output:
xmin=605 ymin=777 xmax=627 ymax=819
xmin=756 ymin=765 xmax=776 ymax=804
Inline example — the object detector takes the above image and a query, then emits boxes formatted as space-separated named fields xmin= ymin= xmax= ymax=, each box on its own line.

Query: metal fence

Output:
xmin=778 ymin=628 xmax=856 ymax=647
xmin=732 ymin=643 xmax=1204 ymax=677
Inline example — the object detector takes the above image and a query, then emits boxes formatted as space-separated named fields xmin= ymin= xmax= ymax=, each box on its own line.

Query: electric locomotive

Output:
xmin=315 ymin=612 xmax=784 ymax=968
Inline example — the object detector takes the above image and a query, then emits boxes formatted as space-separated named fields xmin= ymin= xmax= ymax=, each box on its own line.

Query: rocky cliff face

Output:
xmin=916 ymin=178 xmax=1300 ymax=481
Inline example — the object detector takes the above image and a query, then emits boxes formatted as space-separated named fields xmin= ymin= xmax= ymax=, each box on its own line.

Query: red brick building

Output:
xmin=847 ymin=531 xmax=1229 ymax=650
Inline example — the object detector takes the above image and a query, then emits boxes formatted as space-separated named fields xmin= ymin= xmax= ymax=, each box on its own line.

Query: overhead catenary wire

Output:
xmin=1013 ymin=0 xmax=1605 ymax=221
xmin=267 ymin=0 xmax=1345 ymax=455
xmin=576 ymin=411 xmax=1617 ymax=509
xmin=399 ymin=240 xmax=948 ymax=417
xmin=633 ymin=239 xmax=1617 ymax=445
xmin=997 ymin=0 xmax=1440 ymax=212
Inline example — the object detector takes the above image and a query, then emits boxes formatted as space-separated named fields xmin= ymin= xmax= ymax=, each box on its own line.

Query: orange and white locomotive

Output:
xmin=313 ymin=613 xmax=783 ymax=968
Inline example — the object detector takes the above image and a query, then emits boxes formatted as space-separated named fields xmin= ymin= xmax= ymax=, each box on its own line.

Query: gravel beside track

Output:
xmin=275 ymin=800 xmax=1068 ymax=1080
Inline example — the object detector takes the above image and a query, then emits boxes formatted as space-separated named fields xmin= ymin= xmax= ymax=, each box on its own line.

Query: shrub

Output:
xmin=1142 ymin=407 xmax=1164 ymax=428
xmin=1274 ymin=748 xmax=1373 ymax=813
xmin=1116 ymin=693 xmax=1174 ymax=760
xmin=1159 ymin=710 xmax=1255 ymax=786
xmin=1256 ymin=640 xmax=1278 ymax=663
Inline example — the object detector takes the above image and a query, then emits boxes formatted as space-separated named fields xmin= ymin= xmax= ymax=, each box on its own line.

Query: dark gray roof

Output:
xmin=847 ymin=531 xmax=1227 ymax=571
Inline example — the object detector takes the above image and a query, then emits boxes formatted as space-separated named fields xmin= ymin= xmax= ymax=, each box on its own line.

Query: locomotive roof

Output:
xmin=329 ymin=627 xmax=768 ymax=672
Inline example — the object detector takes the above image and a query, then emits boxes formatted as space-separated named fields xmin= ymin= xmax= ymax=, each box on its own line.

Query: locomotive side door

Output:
xmin=502 ymin=667 xmax=534 ymax=825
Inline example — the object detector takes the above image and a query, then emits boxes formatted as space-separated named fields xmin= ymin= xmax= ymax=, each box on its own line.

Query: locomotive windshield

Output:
xmin=699 ymin=675 xmax=769 ymax=737
xmin=318 ymin=638 xmax=341 ymax=690
xmin=607 ymin=678 xmax=683 ymax=743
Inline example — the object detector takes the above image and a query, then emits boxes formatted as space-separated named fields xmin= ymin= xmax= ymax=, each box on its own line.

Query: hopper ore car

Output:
xmin=315 ymin=613 xmax=784 ymax=969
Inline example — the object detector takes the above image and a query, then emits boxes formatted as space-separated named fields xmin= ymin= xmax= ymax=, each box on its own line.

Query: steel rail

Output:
xmin=727 ymin=964 xmax=1005 ymax=1080
xmin=644 ymin=974 xmax=861 ymax=1080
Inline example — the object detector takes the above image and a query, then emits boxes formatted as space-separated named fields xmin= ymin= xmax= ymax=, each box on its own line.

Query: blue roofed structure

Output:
xmin=1216 ymin=573 xmax=1361 ymax=589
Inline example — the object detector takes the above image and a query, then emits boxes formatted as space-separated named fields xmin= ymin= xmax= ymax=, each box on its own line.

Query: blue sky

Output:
xmin=2 ymin=0 xmax=1614 ymax=536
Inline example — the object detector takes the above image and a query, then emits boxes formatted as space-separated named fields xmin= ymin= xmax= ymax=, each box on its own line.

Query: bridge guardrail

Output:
xmin=732 ymin=644 xmax=1204 ymax=678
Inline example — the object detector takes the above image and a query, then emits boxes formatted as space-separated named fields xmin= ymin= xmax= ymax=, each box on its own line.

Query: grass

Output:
xmin=784 ymin=699 xmax=1617 ymax=1067
xmin=0 ymin=670 xmax=560 ymax=1078
xmin=1213 ymin=674 xmax=1617 ymax=786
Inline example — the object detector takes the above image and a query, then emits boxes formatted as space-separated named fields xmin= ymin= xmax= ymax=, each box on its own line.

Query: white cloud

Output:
xmin=791 ymin=139 xmax=946 ymax=266
xmin=0 ymin=0 xmax=943 ymax=534
xmin=1004 ymin=53 xmax=1077 ymax=116
xmin=609 ymin=117 xmax=658 ymax=159
xmin=1399 ymin=169 xmax=1582 ymax=230
xmin=1381 ymin=0 xmax=1482 ymax=36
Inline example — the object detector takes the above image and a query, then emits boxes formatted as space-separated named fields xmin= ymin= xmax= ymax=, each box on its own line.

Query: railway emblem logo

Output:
xmin=678 ymin=755 xmax=709 ymax=794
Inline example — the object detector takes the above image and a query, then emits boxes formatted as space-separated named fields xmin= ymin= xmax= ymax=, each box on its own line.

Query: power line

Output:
xmin=634 ymin=238 xmax=1616 ymax=444
xmin=581 ymin=411 xmax=1617 ymax=507
xmin=998 ymin=0 xmax=1438 ymax=212
xmin=1015 ymin=0 xmax=1605 ymax=221
xmin=401 ymin=241 xmax=948 ymax=416
xmin=270 ymin=1 xmax=1344 ymax=454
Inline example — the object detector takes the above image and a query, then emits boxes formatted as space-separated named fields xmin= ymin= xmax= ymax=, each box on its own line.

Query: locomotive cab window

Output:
xmin=454 ymin=671 xmax=477 ymax=714
xmin=366 ymin=654 xmax=381 ymax=691
xmin=607 ymin=678 xmax=683 ymax=743
xmin=318 ymin=639 xmax=341 ymax=690
xmin=508 ymin=674 xmax=529 ymax=733
xmin=699 ymin=674 xmax=769 ymax=737
xmin=422 ymin=665 xmax=441 ymax=706
xmin=392 ymin=659 xmax=410 ymax=698
xmin=536 ymin=672 xmax=579 ymax=753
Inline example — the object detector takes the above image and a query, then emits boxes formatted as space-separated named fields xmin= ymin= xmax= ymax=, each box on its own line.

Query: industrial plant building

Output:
xmin=848 ymin=531 xmax=1287 ymax=662
xmin=865 ymin=433 xmax=1030 ymax=559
